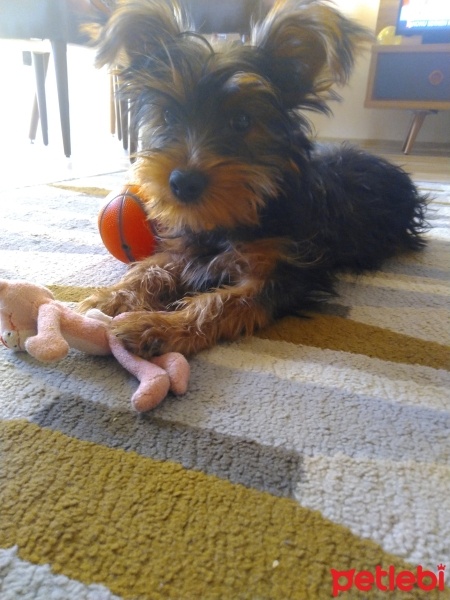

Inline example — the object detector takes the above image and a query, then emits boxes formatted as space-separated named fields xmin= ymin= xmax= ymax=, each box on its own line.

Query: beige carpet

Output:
xmin=0 ymin=172 xmax=449 ymax=599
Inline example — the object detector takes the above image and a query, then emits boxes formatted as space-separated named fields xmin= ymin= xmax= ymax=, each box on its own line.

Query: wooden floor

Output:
xmin=394 ymin=154 xmax=450 ymax=184
xmin=356 ymin=140 xmax=450 ymax=184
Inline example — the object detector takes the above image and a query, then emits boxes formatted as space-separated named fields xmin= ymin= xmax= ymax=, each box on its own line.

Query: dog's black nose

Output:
xmin=169 ymin=169 xmax=207 ymax=203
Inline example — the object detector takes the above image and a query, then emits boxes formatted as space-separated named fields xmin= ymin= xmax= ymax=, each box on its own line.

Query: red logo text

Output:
xmin=331 ymin=564 xmax=446 ymax=596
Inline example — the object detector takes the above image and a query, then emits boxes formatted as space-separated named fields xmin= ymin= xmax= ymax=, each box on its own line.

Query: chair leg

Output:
xmin=129 ymin=104 xmax=138 ymax=162
xmin=29 ymin=52 xmax=50 ymax=143
xmin=51 ymin=40 xmax=71 ymax=158
xmin=130 ymin=128 xmax=138 ymax=158
xmin=29 ymin=97 xmax=39 ymax=142
xmin=109 ymin=73 xmax=116 ymax=136
xmin=113 ymin=71 xmax=134 ymax=156
xmin=114 ymin=74 xmax=122 ymax=141
xmin=120 ymin=98 xmax=129 ymax=151
xmin=32 ymin=52 xmax=50 ymax=146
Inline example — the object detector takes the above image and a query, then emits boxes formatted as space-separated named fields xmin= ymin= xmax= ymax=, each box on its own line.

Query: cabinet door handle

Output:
xmin=428 ymin=70 xmax=444 ymax=86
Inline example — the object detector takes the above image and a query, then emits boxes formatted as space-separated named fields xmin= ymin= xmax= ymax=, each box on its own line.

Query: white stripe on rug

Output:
xmin=0 ymin=547 xmax=122 ymax=600
xmin=346 ymin=306 xmax=450 ymax=344
xmin=199 ymin=339 xmax=450 ymax=408
xmin=0 ymin=251 xmax=125 ymax=287
xmin=294 ymin=454 xmax=450 ymax=568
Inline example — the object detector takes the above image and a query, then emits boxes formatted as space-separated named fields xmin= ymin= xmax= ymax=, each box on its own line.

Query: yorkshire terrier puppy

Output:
xmin=80 ymin=0 xmax=427 ymax=358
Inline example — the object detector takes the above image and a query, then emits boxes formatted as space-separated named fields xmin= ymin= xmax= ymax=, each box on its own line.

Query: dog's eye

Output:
xmin=163 ymin=109 xmax=178 ymax=126
xmin=229 ymin=112 xmax=251 ymax=133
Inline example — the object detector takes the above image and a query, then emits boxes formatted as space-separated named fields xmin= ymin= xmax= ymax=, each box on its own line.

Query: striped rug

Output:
xmin=0 ymin=171 xmax=449 ymax=599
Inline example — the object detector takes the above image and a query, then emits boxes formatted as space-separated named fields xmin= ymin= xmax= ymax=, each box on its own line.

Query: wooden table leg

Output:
xmin=402 ymin=110 xmax=437 ymax=155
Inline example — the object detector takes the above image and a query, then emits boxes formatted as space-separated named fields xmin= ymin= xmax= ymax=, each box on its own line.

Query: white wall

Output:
xmin=307 ymin=0 xmax=450 ymax=146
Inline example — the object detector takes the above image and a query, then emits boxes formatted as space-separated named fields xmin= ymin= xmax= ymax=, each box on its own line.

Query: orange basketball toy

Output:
xmin=98 ymin=185 xmax=157 ymax=263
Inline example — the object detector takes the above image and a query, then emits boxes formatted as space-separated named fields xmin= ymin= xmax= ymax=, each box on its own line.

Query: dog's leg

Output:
xmin=109 ymin=280 xmax=271 ymax=357
xmin=78 ymin=253 xmax=183 ymax=316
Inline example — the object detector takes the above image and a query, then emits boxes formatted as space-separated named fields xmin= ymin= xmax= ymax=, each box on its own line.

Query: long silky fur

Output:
xmin=79 ymin=0 xmax=428 ymax=360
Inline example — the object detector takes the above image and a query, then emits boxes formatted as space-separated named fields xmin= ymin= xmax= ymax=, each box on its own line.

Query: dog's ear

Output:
xmin=91 ymin=0 xmax=188 ymax=69
xmin=251 ymin=0 xmax=372 ymax=111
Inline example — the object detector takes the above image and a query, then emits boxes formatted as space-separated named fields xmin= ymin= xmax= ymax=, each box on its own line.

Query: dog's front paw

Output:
xmin=111 ymin=311 xmax=196 ymax=357
xmin=78 ymin=290 xmax=133 ymax=317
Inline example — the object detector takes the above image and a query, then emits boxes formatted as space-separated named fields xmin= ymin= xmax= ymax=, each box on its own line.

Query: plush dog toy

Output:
xmin=0 ymin=279 xmax=189 ymax=411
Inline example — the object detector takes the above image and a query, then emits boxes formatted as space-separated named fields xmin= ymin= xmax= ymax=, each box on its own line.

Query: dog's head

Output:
xmin=94 ymin=0 xmax=370 ymax=234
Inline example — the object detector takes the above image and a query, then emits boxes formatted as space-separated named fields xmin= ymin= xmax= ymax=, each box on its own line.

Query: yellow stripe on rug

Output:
xmin=48 ymin=285 xmax=103 ymax=303
xmin=1 ymin=420 xmax=442 ymax=600
xmin=48 ymin=184 xmax=112 ymax=197
xmin=259 ymin=314 xmax=450 ymax=371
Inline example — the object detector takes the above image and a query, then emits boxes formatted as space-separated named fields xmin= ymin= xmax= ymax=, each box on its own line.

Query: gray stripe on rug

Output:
xmin=31 ymin=396 xmax=303 ymax=498
xmin=154 ymin=361 xmax=450 ymax=464
xmin=0 ymin=233 xmax=105 ymax=255
xmin=381 ymin=263 xmax=450 ymax=279
xmin=335 ymin=281 xmax=449 ymax=309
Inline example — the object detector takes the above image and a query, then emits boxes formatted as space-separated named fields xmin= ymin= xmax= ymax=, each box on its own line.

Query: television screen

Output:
xmin=396 ymin=0 xmax=450 ymax=43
